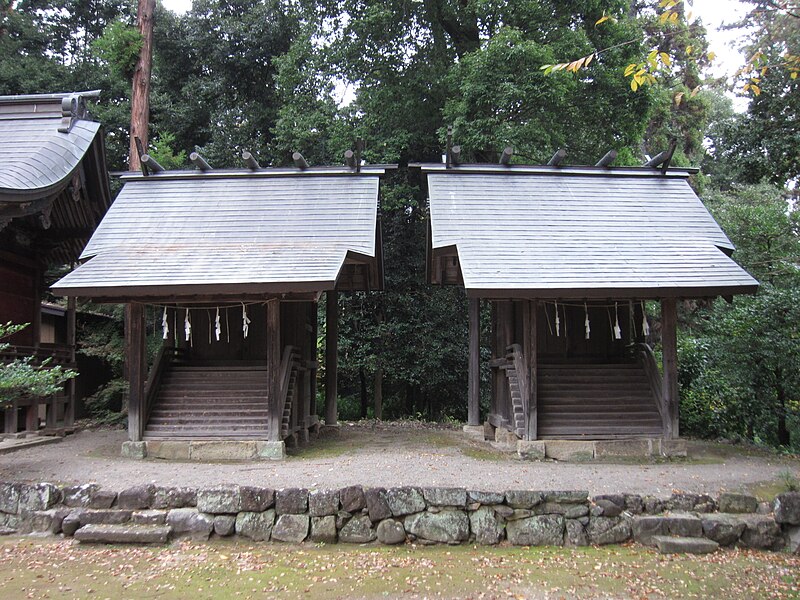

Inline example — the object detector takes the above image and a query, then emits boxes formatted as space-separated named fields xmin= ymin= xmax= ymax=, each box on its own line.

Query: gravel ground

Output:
xmin=0 ymin=424 xmax=798 ymax=498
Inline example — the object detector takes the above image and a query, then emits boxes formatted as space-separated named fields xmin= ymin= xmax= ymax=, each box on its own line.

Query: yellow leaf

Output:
xmin=674 ymin=91 xmax=684 ymax=106
xmin=624 ymin=63 xmax=637 ymax=77
xmin=596 ymin=14 xmax=610 ymax=26
xmin=792 ymin=72 xmax=798 ymax=79
xmin=585 ymin=53 xmax=594 ymax=67
xmin=631 ymin=79 xmax=639 ymax=91
xmin=659 ymin=11 xmax=671 ymax=24
xmin=707 ymin=51 xmax=716 ymax=62
xmin=690 ymin=85 xmax=700 ymax=97
xmin=752 ymin=85 xmax=761 ymax=96
xmin=686 ymin=45 xmax=693 ymax=55
xmin=660 ymin=52 xmax=671 ymax=67
xmin=670 ymin=12 xmax=679 ymax=22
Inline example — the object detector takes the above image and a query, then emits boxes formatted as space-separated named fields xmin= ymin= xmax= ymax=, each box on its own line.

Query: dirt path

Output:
xmin=1 ymin=424 xmax=797 ymax=498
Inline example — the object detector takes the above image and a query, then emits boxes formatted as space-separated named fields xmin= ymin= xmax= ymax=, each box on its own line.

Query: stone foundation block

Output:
xmin=166 ymin=508 xmax=213 ymax=540
xmin=340 ymin=486 xmax=366 ymax=512
xmin=544 ymin=441 xmax=594 ymax=462
xmin=189 ymin=441 xmax=257 ymax=461
xmin=586 ymin=516 xmax=632 ymax=545
xmin=594 ymin=440 xmax=652 ymax=458
xmin=146 ymin=441 xmax=190 ymax=460
xmin=404 ymin=510 xmax=469 ymax=544
xmin=18 ymin=483 xmax=60 ymax=512
xmin=339 ymin=514 xmax=376 ymax=543
xmin=718 ymin=493 xmax=758 ymax=514
xmin=272 ymin=514 xmax=309 ymax=543
xmin=462 ymin=425 xmax=484 ymax=441
xmin=470 ymin=506 xmax=504 ymax=545
xmin=365 ymin=488 xmax=391 ymax=522
xmin=517 ymin=441 xmax=545 ymax=460
xmin=376 ymin=519 xmax=406 ymax=545
xmin=121 ymin=441 xmax=147 ymax=459
xmin=118 ymin=485 xmax=155 ymax=510
xmin=214 ymin=515 xmax=236 ymax=536
xmin=276 ymin=488 xmax=308 ymax=515
xmin=663 ymin=512 xmax=703 ymax=537
xmin=423 ymin=487 xmax=467 ymax=507
xmin=197 ymin=486 xmax=242 ymax=514
xmin=506 ymin=514 xmax=564 ymax=546
xmin=386 ymin=487 xmax=425 ymax=516
xmin=653 ymin=535 xmax=718 ymax=554
xmin=309 ymin=489 xmax=339 ymax=517
xmin=255 ymin=441 xmax=286 ymax=460
xmin=659 ymin=439 xmax=688 ymax=458
xmin=152 ymin=486 xmax=196 ymax=509
xmin=235 ymin=510 xmax=275 ymax=541
xmin=701 ymin=513 xmax=746 ymax=546
xmin=133 ymin=510 xmax=167 ymax=526
xmin=310 ymin=516 xmax=337 ymax=543
xmin=75 ymin=524 xmax=170 ymax=544
xmin=739 ymin=514 xmax=783 ymax=550
xmin=632 ymin=515 xmax=669 ymax=546
xmin=774 ymin=492 xmax=800 ymax=525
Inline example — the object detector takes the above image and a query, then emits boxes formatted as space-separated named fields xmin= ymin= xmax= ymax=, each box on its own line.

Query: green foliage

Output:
xmin=680 ymin=183 xmax=800 ymax=450
xmin=93 ymin=19 xmax=142 ymax=80
xmin=0 ymin=322 xmax=77 ymax=408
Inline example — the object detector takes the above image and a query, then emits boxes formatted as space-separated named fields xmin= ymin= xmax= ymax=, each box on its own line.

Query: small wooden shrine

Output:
xmin=0 ymin=91 xmax=111 ymax=434
xmin=52 ymin=151 xmax=387 ymax=455
xmin=417 ymin=155 xmax=758 ymax=442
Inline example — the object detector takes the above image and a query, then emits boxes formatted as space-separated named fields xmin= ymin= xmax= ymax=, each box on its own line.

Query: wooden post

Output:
xmin=661 ymin=297 xmax=679 ymax=439
xmin=523 ymin=300 xmax=538 ymax=440
xmin=4 ymin=402 xmax=18 ymax=434
xmin=126 ymin=303 xmax=146 ymax=441
xmin=266 ymin=299 xmax=282 ymax=441
xmin=467 ymin=297 xmax=480 ymax=426
xmin=64 ymin=296 xmax=76 ymax=428
xmin=324 ymin=290 xmax=338 ymax=425
xmin=128 ymin=0 xmax=156 ymax=172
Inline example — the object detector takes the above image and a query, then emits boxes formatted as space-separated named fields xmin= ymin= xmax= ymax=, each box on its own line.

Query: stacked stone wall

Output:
xmin=1 ymin=482 xmax=798 ymax=552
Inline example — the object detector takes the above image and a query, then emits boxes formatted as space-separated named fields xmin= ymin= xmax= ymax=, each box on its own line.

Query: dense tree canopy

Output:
xmin=1 ymin=0 xmax=797 ymax=448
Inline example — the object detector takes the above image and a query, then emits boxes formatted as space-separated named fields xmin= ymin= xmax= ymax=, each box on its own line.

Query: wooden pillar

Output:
xmin=661 ymin=297 xmax=679 ymax=439
xmin=64 ymin=296 xmax=77 ymax=428
xmin=523 ymin=300 xmax=538 ymax=440
xmin=324 ymin=290 xmax=338 ymax=425
xmin=266 ymin=299 xmax=282 ymax=441
xmin=126 ymin=303 xmax=146 ymax=441
xmin=467 ymin=297 xmax=480 ymax=426
xmin=4 ymin=402 xmax=18 ymax=434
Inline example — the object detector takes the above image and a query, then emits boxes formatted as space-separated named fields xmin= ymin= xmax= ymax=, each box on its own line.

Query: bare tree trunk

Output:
xmin=129 ymin=0 xmax=156 ymax=172
xmin=374 ymin=367 xmax=383 ymax=420
xmin=359 ymin=366 xmax=368 ymax=419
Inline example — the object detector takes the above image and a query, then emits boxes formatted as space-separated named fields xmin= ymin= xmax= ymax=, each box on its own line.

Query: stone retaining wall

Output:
xmin=1 ymin=482 xmax=798 ymax=552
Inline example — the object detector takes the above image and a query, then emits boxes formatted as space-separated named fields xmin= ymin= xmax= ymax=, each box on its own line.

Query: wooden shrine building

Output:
xmin=0 ymin=91 xmax=111 ymax=434
xmin=52 ymin=155 xmax=387 ymax=457
xmin=418 ymin=159 xmax=758 ymax=442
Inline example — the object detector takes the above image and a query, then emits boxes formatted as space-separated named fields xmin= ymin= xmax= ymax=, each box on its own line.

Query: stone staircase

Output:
xmin=144 ymin=363 xmax=270 ymax=439
xmin=538 ymin=362 xmax=662 ymax=439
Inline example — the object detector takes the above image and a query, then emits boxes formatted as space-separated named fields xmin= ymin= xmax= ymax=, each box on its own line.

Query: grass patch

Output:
xmin=460 ymin=444 xmax=510 ymax=461
xmin=0 ymin=538 xmax=797 ymax=599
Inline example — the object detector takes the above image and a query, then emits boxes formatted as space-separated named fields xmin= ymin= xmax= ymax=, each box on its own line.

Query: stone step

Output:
xmin=652 ymin=535 xmax=719 ymax=554
xmin=74 ymin=523 xmax=171 ymax=544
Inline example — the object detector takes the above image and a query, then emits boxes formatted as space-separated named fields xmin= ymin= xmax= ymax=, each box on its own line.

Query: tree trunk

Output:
xmin=129 ymin=0 xmax=156 ymax=172
xmin=776 ymin=370 xmax=790 ymax=447
xmin=359 ymin=366 xmax=368 ymax=419
xmin=374 ymin=367 xmax=383 ymax=420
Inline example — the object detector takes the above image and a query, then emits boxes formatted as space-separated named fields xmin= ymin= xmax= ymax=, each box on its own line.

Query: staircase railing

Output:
xmin=143 ymin=345 xmax=182 ymax=428
xmin=505 ymin=343 xmax=528 ymax=439
xmin=277 ymin=345 xmax=300 ymax=439
xmin=636 ymin=342 xmax=664 ymax=420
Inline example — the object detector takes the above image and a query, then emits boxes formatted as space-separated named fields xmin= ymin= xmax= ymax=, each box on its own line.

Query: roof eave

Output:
xmin=462 ymin=283 xmax=760 ymax=300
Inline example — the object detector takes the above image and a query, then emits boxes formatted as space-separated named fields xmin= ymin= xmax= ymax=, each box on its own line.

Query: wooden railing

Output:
xmin=636 ymin=342 xmax=664 ymax=420
xmin=143 ymin=345 xmax=183 ymax=428
xmin=0 ymin=344 xmax=75 ymax=367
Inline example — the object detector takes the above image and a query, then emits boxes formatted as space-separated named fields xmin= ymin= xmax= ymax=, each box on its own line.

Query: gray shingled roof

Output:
xmin=52 ymin=171 xmax=383 ymax=298
xmin=0 ymin=92 xmax=101 ymax=202
xmin=424 ymin=166 xmax=759 ymax=298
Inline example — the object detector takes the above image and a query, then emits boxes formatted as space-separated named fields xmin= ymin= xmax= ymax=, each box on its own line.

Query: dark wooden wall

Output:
xmin=0 ymin=258 xmax=39 ymax=347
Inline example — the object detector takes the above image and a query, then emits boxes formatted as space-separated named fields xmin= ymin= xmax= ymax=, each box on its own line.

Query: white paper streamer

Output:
xmin=613 ymin=302 xmax=622 ymax=340
xmin=554 ymin=300 xmax=560 ymax=337
xmin=584 ymin=302 xmax=591 ymax=340
xmin=184 ymin=309 xmax=191 ymax=342
xmin=242 ymin=303 xmax=251 ymax=339
xmin=162 ymin=307 xmax=169 ymax=340
xmin=215 ymin=307 xmax=221 ymax=341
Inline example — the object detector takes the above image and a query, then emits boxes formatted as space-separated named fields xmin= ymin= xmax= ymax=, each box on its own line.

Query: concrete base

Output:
xmin=516 ymin=440 xmax=546 ymax=460
xmin=462 ymin=425 xmax=485 ymax=442
xmin=123 ymin=440 xmax=286 ymax=461
xmin=507 ymin=438 xmax=690 ymax=462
